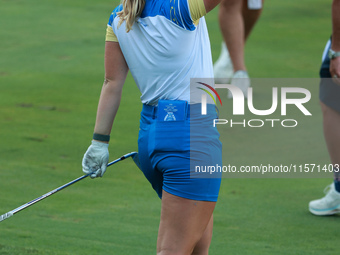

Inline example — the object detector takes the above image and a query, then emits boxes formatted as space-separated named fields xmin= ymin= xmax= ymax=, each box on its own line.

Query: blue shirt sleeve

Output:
xmin=140 ymin=0 xmax=196 ymax=31
xmin=171 ymin=0 xmax=196 ymax=31
xmin=108 ymin=5 xmax=123 ymax=27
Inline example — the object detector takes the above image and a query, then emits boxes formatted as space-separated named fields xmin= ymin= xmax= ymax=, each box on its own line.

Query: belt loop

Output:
xmin=152 ymin=105 xmax=157 ymax=119
xmin=185 ymin=101 xmax=189 ymax=120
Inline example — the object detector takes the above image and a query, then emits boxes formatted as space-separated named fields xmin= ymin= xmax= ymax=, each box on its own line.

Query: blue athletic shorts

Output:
xmin=137 ymin=100 xmax=222 ymax=202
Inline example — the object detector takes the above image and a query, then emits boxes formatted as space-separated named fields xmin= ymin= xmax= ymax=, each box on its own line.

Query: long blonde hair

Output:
xmin=117 ymin=0 xmax=145 ymax=32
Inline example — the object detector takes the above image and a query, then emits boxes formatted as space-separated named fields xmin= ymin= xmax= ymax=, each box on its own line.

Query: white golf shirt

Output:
xmin=106 ymin=0 xmax=213 ymax=105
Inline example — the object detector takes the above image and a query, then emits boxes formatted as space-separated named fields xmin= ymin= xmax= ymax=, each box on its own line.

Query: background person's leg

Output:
xmin=242 ymin=0 xmax=263 ymax=41
xmin=320 ymin=102 xmax=340 ymax=169
xmin=308 ymin=102 xmax=340 ymax=216
xmin=216 ymin=0 xmax=263 ymax=98
xmin=218 ymin=0 xmax=245 ymax=72
xmin=218 ymin=0 xmax=263 ymax=72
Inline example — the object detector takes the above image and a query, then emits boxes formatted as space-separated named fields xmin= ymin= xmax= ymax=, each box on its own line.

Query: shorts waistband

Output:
xmin=142 ymin=101 xmax=217 ymax=119
xmin=142 ymin=101 xmax=189 ymax=119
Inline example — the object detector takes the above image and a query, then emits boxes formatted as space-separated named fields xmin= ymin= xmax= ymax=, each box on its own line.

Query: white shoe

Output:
xmin=309 ymin=183 xmax=340 ymax=216
xmin=228 ymin=70 xmax=251 ymax=99
xmin=213 ymin=42 xmax=234 ymax=84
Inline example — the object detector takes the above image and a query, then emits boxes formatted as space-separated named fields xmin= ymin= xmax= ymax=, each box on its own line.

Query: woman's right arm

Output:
xmin=93 ymin=41 xmax=129 ymax=137
xmin=203 ymin=0 xmax=222 ymax=13
xmin=82 ymin=41 xmax=129 ymax=178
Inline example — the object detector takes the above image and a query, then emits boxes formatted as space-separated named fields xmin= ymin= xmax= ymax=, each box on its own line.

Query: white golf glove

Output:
xmin=82 ymin=140 xmax=109 ymax=178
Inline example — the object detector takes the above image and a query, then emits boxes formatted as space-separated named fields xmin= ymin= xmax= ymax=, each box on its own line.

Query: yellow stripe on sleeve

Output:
xmin=105 ymin=25 xmax=118 ymax=42
xmin=188 ymin=0 xmax=206 ymax=24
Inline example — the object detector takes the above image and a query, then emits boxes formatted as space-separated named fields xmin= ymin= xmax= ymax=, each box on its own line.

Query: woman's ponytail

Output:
xmin=117 ymin=0 xmax=145 ymax=32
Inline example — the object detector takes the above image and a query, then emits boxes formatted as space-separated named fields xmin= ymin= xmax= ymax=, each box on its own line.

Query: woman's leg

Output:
xmin=157 ymin=190 xmax=216 ymax=255
xmin=192 ymin=215 xmax=214 ymax=255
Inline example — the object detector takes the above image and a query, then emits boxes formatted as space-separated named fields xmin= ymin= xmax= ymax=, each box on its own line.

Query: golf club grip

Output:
xmin=1 ymin=174 xmax=90 ymax=222
xmin=0 ymin=212 xmax=13 ymax=222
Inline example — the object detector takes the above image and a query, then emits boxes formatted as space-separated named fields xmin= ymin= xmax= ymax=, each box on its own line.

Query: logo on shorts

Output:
xmin=164 ymin=104 xmax=177 ymax=121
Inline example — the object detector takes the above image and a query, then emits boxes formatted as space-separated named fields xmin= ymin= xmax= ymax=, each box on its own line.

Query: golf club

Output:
xmin=0 ymin=151 xmax=140 ymax=223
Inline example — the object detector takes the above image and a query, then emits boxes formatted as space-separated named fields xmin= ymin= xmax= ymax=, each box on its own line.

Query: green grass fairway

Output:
xmin=0 ymin=0 xmax=338 ymax=254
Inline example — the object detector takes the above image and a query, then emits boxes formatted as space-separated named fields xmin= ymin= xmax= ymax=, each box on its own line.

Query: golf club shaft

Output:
xmin=0 ymin=152 xmax=137 ymax=222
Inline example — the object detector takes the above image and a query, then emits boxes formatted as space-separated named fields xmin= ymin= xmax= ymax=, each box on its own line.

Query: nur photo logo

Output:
xmin=196 ymin=82 xmax=223 ymax=115
xmin=192 ymin=79 xmax=313 ymax=128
